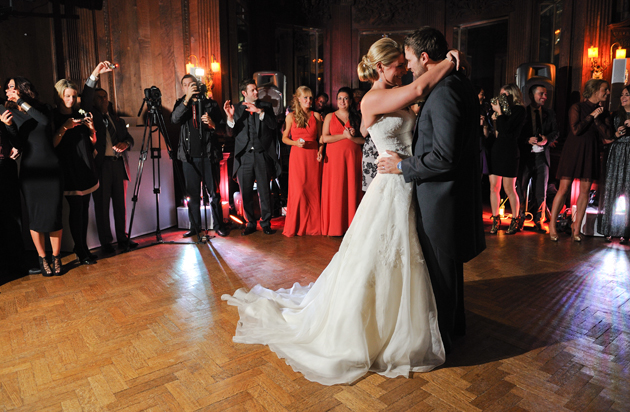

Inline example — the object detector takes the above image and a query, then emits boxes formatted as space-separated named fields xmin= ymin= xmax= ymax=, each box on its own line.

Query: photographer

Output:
xmin=51 ymin=63 xmax=112 ymax=268
xmin=172 ymin=75 xmax=228 ymax=238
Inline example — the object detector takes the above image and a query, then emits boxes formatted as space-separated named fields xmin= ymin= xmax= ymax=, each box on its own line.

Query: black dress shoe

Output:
xmin=215 ymin=227 xmax=229 ymax=237
xmin=183 ymin=230 xmax=199 ymax=238
xmin=262 ymin=226 xmax=275 ymax=235
xmin=101 ymin=243 xmax=115 ymax=253
xmin=87 ymin=252 xmax=98 ymax=260
xmin=79 ymin=257 xmax=97 ymax=265
xmin=241 ymin=226 xmax=257 ymax=236
xmin=118 ymin=240 xmax=139 ymax=249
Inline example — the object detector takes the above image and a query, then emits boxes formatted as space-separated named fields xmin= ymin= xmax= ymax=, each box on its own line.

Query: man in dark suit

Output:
xmin=517 ymin=84 xmax=558 ymax=233
xmin=91 ymin=87 xmax=137 ymax=253
xmin=172 ymin=74 xmax=229 ymax=239
xmin=223 ymin=79 xmax=282 ymax=235
xmin=380 ymin=27 xmax=486 ymax=353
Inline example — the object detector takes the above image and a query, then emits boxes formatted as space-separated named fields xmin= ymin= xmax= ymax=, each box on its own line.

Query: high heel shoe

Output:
xmin=620 ymin=237 xmax=627 ymax=245
xmin=38 ymin=256 xmax=53 ymax=277
xmin=490 ymin=215 xmax=501 ymax=234
xmin=571 ymin=222 xmax=583 ymax=242
xmin=52 ymin=255 xmax=62 ymax=276
xmin=549 ymin=232 xmax=559 ymax=242
xmin=505 ymin=216 xmax=520 ymax=235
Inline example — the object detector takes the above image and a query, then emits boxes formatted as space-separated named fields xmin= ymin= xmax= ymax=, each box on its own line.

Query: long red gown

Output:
xmin=320 ymin=114 xmax=363 ymax=236
xmin=283 ymin=113 xmax=322 ymax=237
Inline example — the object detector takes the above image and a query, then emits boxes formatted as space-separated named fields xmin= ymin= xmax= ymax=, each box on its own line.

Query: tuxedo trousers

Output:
xmin=237 ymin=151 xmax=272 ymax=228
xmin=93 ymin=157 xmax=128 ymax=246
xmin=416 ymin=208 xmax=465 ymax=350
xmin=182 ymin=157 xmax=223 ymax=231
xmin=518 ymin=152 xmax=549 ymax=222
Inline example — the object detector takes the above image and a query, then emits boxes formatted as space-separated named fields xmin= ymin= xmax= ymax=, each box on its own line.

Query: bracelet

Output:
xmin=448 ymin=56 xmax=456 ymax=66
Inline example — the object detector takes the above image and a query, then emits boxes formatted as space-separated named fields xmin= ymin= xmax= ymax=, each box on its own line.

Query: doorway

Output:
xmin=453 ymin=19 xmax=509 ymax=100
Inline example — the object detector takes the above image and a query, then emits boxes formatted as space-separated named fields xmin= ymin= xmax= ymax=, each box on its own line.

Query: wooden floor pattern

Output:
xmin=0 ymin=217 xmax=629 ymax=411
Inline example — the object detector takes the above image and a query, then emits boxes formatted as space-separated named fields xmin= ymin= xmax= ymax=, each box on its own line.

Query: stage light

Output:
xmin=614 ymin=195 xmax=627 ymax=215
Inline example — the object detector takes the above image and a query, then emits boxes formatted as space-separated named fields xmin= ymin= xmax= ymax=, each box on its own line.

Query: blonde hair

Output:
xmin=357 ymin=38 xmax=403 ymax=83
xmin=54 ymin=79 xmax=80 ymax=107
xmin=291 ymin=86 xmax=313 ymax=128
xmin=500 ymin=83 xmax=524 ymax=106
xmin=583 ymin=79 xmax=608 ymax=99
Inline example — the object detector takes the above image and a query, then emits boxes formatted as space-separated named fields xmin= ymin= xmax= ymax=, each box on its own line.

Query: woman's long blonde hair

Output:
xmin=500 ymin=83 xmax=524 ymax=106
xmin=291 ymin=86 xmax=313 ymax=128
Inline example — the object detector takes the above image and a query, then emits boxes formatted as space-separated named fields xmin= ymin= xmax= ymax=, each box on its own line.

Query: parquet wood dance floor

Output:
xmin=0 ymin=218 xmax=628 ymax=411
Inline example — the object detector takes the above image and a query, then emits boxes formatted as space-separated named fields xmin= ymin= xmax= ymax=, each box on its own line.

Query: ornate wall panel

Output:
xmin=445 ymin=0 xmax=514 ymax=20
xmin=353 ymin=0 xmax=424 ymax=27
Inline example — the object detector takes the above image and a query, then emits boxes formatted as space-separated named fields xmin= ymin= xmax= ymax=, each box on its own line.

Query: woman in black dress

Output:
xmin=52 ymin=76 xmax=99 ymax=265
xmin=3 ymin=77 xmax=63 ymax=276
xmin=599 ymin=85 xmax=630 ymax=244
xmin=549 ymin=79 xmax=613 ymax=242
xmin=487 ymin=83 xmax=526 ymax=235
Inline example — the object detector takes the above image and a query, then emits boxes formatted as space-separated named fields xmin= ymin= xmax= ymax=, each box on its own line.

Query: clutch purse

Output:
xmin=490 ymin=94 xmax=512 ymax=116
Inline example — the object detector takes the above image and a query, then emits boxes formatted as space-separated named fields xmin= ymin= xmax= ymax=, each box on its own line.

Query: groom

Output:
xmin=380 ymin=27 xmax=486 ymax=353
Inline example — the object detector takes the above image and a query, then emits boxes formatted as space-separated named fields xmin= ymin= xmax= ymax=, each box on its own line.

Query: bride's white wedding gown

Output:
xmin=221 ymin=110 xmax=445 ymax=385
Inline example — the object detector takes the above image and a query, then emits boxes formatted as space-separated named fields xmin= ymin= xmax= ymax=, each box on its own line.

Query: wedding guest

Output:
xmin=516 ymin=84 xmax=558 ymax=233
xmin=313 ymin=92 xmax=331 ymax=118
xmin=320 ymin=87 xmax=364 ymax=236
xmin=600 ymin=85 xmax=630 ymax=244
xmin=361 ymin=134 xmax=378 ymax=192
xmin=0 ymin=104 xmax=26 ymax=279
xmin=52 ymin=71 xmax=102 ymax=266
xmin=549 ymin=79 xmax=613 ymax=242
xmin=3 ymin=77 xmax=63 ymax=276
xmin=282 ymin=86 xmax=323 ymax=236
xmin=487 ymin=84 xmax=526 ymax=235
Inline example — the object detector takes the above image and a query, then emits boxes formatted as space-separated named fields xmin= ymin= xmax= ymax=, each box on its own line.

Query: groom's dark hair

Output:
xmin=404 ymin=27 xmax=448 ymax=62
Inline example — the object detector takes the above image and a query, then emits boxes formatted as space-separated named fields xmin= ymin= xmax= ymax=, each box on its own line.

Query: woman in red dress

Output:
xmin=282 ymin=86 xmax=323 ymax=237
xmin=320 ymin=87 xmax=364 ymax=236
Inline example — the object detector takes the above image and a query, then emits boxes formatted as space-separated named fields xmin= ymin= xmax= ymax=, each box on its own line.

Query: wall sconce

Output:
xmin=186 ymin=55 xmax=205 ymax=78
xmin=211 ymin=54 xmax=220 ymax=73
xmin=588 ymin=46 xmax=604 ymax=79
xmin=611 ymin=42 xmax=627 ymax=61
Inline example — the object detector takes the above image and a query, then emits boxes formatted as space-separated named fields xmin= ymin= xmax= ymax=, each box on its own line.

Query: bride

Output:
xmin=222 ymin=38 xmax=462 ymax=386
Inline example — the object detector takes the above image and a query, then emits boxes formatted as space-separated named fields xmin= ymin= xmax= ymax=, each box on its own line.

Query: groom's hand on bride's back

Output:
xmin=377 ymin=151 xmax=403 ymax=174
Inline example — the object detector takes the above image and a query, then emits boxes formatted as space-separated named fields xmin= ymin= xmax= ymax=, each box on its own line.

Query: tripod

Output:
xmin=125 ymin=94 xmax=205 ymax=251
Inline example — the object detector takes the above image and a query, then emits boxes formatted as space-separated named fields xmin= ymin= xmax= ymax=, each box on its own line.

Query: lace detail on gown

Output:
xmin=222 ymin=109 xmax=444 ymax=385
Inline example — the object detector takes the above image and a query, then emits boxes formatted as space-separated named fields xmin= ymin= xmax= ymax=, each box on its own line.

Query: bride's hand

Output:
xmin=446 ymin=49 xmax=471 ymax=74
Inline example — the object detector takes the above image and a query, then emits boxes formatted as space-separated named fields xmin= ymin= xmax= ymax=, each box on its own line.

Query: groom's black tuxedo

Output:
xmin=401 ymin=70 xmax=486 ymax=348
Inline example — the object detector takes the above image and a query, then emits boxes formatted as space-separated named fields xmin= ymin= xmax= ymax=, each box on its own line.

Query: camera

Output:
xmin=144 ymin=86 xmax=162 ymax=108
xmin=193 ymin=81 xmax=208 ymax=99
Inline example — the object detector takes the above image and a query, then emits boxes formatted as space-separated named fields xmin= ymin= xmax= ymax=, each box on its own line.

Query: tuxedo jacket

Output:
xmin=401 ymin=71 xmax=486 ymax=263
xmin=517 ymin=105 xmax=559 ymax=167
xmin=83 ymin=82 xmax=134 ymax=181
xmin=228 ymin=100 xmax=281 ymax=179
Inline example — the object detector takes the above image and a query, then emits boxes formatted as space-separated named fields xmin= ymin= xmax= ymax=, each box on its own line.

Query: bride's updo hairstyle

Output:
xmin=357 ymin=38 xmax=403 ymax=83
